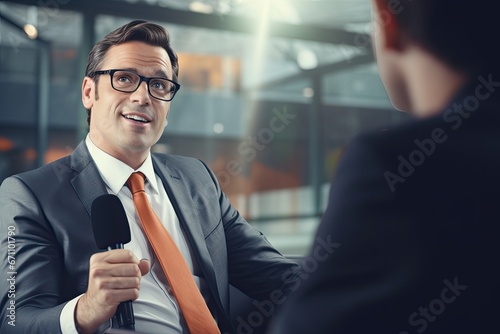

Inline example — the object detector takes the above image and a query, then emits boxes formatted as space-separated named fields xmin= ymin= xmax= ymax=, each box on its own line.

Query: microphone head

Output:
xmin=91 ymin=194 xmax=131 ymax=249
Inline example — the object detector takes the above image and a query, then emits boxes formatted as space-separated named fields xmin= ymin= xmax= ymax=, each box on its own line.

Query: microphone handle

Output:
xmin=116 ymin=301 xmax=135 ymax=331
xmin=108 ymin=244 xmax=125 ymax=251
xmin=107 ymin=243 xmax=136 ymax=331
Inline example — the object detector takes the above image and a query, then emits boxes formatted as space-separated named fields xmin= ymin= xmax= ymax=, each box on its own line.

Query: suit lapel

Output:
xmin=69 ymin=142 xmax=109 ymax=217
xmin=152 ymin=156 xmax=223 ymax=308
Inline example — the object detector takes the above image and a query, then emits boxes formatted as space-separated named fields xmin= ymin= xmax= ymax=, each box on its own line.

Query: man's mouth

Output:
xmin=122 ymin=114 xmax=151 ymax=123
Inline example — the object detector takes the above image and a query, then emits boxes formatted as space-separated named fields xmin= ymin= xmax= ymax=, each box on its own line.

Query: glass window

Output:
xmin=0 ymin=3 xmax=82 ymax=181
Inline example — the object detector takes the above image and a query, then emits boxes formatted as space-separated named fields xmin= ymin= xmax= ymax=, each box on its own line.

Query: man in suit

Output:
xmin=269 ymin=0 xmax=500 ymax=333
xmin=0 ymin=20 xmax=299 ymax=334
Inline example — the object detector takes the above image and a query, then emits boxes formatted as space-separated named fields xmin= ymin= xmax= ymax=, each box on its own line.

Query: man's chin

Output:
xmin=388 ymin=95 xmax=412 ymax=115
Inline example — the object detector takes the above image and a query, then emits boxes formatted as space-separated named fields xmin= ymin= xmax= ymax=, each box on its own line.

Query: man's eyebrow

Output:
xmin=119 ymin=68 xmax=171 ymax=79
xmin=120 ymin=67 xmax=138 ymax=73
xmin=153 ymin=69 xmax=170 ymax=78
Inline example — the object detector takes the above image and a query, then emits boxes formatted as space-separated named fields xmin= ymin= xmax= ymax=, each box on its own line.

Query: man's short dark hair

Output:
xmin=387 ymin=0 xmax=497 ymax=74
xmin=84 ymin=20 xmax=179 ymax=125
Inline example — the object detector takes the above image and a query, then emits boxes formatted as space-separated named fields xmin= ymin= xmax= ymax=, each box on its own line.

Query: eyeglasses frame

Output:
xmin=89 ymin=69 xmax=181 ymax=102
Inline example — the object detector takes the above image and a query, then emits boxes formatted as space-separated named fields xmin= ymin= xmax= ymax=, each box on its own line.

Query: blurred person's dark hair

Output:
xmin=385 ymin=0 xmax=497 ymax=74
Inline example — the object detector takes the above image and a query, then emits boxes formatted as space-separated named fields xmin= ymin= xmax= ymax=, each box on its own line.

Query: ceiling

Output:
xmin=105 ymin=0 xmax=372 ymax=27
xmin=0 ymin=0 xmax=381 ymax=99
xmin=0 ymin=0 xmax=373 ymax=43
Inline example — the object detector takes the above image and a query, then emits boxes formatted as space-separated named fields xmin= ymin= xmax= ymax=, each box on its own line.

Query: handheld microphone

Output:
xmin=91 ymin=194 xmax=135 ymax=331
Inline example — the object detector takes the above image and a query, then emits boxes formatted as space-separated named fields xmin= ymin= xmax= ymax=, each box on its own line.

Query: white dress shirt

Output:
xmin=60 ymin=136 xmax=210 ymax=333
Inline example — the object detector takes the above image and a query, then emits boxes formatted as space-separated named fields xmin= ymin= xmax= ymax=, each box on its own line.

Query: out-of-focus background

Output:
xmin=0 ymin=0 xmax=408 ymax=255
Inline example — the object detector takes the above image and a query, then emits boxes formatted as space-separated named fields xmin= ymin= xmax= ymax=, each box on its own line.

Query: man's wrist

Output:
xmin=75 ymin=294 xmax=98 ymax=334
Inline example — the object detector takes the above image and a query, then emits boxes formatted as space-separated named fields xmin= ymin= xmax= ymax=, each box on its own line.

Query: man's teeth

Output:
xmin=124 ymin=115 xmax=148 ymax=122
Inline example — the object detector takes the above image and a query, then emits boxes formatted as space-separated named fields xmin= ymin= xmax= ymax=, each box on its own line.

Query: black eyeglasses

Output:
xmin=90 ymin=69 xmax=180 ymax=102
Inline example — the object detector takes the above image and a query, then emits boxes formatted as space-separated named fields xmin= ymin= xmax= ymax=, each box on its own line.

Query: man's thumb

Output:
xmin=139 ymin=259 xmax=151 ymax=276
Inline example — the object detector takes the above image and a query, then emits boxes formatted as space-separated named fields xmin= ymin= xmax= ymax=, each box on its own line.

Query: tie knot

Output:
xmin=127 ymin=172 xmax=146 ymax=194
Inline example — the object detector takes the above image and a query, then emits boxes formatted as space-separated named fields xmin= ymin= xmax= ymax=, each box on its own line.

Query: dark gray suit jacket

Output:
xmin=0 ymin=142 xmax=299 ymax=333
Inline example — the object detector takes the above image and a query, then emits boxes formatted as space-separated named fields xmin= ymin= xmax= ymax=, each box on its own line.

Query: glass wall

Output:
xmin=0 ymin=2 xmax=82 ymax=179
xmin=0 ymin=0 xmax=408 ymax=255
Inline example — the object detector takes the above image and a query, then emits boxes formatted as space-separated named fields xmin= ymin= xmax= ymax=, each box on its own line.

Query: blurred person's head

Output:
xmin=81 ymin=20 xmax=179 ymax=169
xmin=371 ymin=0 xmax=497 ymax=116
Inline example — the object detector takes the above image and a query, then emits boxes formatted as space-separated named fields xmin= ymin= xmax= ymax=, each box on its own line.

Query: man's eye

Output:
xmin=151 ymin=81 xmax=166 ymax=90
xmin=117 ymin=76 xmax=132 ymax=83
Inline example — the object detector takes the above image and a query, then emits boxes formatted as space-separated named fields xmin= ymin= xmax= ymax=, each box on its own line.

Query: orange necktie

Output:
xmin=127 ymin=172 xmax=220 ymax=334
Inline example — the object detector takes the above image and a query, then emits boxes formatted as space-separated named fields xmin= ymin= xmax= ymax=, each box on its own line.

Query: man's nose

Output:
xmin=129 ymin=81 xmax=151 ymax=105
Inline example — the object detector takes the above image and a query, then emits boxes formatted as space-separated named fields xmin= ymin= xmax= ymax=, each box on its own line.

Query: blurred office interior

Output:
xmin=0 ymin=0 xmax=408 ymax=254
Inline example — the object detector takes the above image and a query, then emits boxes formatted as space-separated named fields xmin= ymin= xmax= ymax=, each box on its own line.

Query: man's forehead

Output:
xmin=101 ymin=41 xmax=172 ymax=76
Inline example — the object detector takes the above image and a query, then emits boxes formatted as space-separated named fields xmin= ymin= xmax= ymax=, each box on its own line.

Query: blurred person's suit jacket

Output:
xmin=269 ymin=72 xmax=500 ymax=333
xmin=0 ymin=142 xmax=299 ymax=334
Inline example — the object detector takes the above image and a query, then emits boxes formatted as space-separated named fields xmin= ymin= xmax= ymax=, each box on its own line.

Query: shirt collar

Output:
xmin=85 ymin=135 xmax=159 ymax=195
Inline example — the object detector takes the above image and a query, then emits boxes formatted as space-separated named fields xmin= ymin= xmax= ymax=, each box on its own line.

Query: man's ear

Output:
xmin=82 ymin=76 xmax=95 ymax=109
xmin=372 ymin=0 xmax=402 ymax=51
